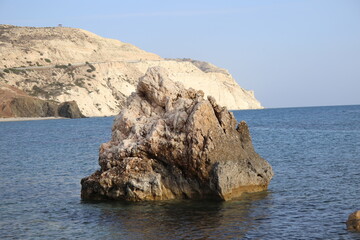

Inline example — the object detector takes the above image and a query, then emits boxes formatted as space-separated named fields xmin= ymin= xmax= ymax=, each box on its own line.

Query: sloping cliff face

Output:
xmin=0 ymin=25 xmax=263 ymax=117
xmin=0 ymin=83 xmax=84 ymax=118
xmin=81 ymin=67 xmax=273 ymax=201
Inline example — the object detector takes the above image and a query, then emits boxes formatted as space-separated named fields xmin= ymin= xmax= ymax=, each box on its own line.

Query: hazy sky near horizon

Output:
xmin=0 ymin=0 xmax=359 ymax=108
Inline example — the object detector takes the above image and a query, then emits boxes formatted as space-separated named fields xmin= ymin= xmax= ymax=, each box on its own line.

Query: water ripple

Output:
xmin=0 ymin=106 xmax=360 ymax=239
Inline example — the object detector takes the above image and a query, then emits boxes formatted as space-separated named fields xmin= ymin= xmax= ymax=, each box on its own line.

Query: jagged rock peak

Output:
xmin=81 ymin=67 xmax=273 ymax=201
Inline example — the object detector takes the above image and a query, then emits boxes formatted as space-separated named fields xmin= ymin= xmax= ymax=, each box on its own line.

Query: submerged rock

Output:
xmin=347 ymin=210 xmax=360 ymax=232
xmin=81 ymin=67 xmax=273 ymax=201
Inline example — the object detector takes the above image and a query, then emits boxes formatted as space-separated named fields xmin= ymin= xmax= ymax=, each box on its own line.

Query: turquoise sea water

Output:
xmin=0 ymin=105 xmax=359 ymax=239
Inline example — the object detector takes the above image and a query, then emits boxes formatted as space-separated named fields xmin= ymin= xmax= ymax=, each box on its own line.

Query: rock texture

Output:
xmin=347 ymin=210 xmax=360 ymax=232
xmin=1 ymin=25 xmax=263 ymax=118
xmin=0 ymin=82 xmax=84 ymax=118
xmin=81 ymin=67 xmax=273 ymax=201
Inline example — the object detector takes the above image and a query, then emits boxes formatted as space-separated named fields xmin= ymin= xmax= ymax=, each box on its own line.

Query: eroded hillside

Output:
xmin=0 ymin=25 xmax=263 ymax=117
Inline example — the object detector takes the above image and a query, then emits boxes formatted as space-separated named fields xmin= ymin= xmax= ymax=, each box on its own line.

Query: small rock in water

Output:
xmin=81 ymin=67 xmax=273 ymax=201
xmin=347 ymin=210 xmax=360 ymax=232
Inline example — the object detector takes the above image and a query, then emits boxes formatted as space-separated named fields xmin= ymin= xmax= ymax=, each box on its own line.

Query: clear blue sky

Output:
xmin=1 ymin=0 xmax=359 ymax=108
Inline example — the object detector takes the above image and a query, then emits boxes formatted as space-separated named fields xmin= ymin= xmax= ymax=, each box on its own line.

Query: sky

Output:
xmin=0 ymin=0 xmax=359 ymax=108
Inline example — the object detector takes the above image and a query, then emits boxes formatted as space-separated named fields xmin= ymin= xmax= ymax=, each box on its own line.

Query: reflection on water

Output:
xmin=86 ymin=191 xmax=270 ymax=239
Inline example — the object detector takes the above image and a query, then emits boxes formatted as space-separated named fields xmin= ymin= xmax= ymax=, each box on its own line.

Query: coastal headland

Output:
xmin=0 ymin=25 xmax=263 ymax=119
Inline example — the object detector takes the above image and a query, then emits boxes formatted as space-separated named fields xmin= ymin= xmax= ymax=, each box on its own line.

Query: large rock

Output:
xmin=347 ymin=210 xmax=360 ymax=232
xmin=81 ymin=67 xmax=273 ymax=201
xmin=57 ymin=101 xmax=85 ymax=118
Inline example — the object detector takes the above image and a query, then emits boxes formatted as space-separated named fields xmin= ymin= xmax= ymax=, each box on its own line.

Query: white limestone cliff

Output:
xmin=0 ymin=25 xmax=263 ymax=117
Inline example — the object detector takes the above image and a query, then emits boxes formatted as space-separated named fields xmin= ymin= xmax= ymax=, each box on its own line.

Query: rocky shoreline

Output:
xmin=0 ymin=117 xmax=67 ymax=122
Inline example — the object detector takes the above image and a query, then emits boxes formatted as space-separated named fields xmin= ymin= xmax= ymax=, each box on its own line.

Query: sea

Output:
xmin=0 ymin=105 xmax=359 ymax=239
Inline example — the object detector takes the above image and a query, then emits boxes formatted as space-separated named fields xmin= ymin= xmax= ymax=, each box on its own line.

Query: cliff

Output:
xmin=0 ymin=25 xmax=263 ymax=117
xmin=0 ymin=82 xmax=84 ymax=118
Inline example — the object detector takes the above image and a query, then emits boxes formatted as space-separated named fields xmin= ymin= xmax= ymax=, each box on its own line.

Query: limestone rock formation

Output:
xmin=81 ymin=67 xmax=273 ymax=201
xmin=347 ymin=210 xmax=360 ymax=232
xmin=0 ymin=24 xmax=160 ymax=68
xmin=1 ymin=25 xmax=263 ymax=118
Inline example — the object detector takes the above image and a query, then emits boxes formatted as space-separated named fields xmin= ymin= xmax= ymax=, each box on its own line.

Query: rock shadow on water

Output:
xmin=81 ymin=191 xmax=271 ymax=239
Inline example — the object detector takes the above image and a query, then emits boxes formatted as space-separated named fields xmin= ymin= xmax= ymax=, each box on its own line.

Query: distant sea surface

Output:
xmin=1 ymin=105 xmax=360 ymax=239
